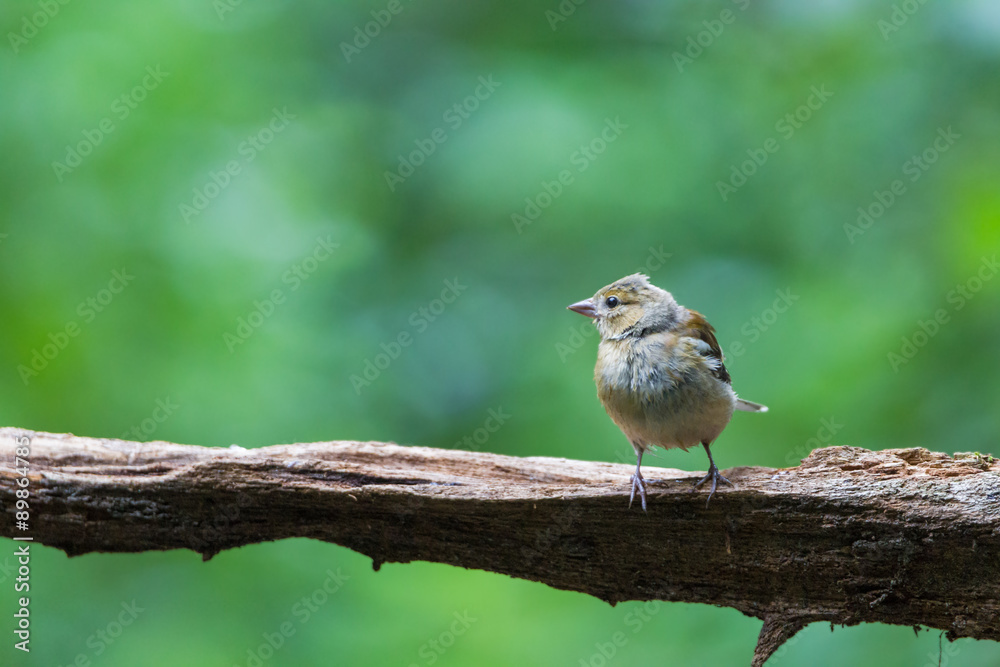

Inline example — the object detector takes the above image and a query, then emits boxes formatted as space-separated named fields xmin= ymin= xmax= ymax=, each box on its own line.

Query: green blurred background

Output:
xmin=2 ymin=0 xmax=999 ymax=665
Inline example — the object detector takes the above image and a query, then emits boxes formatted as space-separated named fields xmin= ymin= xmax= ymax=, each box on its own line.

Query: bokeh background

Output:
xmin=2 ymin=0 xmax=999 ymax=665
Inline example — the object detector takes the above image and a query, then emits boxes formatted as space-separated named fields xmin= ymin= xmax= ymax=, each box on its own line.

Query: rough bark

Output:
xmin=1 ymin=427 xmax=998 ymax=665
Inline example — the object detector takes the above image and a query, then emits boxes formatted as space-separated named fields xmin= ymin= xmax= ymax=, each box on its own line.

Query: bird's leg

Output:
xmin=629 ymin=448 xmax=648 ymax=511
xmin=693 ymin=441 xmax=733 ymax=506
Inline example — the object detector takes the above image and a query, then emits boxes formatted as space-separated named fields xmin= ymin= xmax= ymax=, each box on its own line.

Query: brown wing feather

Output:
xmin=683 ymin=310 xmax=731 ymax=384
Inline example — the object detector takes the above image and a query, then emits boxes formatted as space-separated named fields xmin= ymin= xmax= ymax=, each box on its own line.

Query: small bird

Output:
xmin=567 ymin=273 xmax=767 ymax=510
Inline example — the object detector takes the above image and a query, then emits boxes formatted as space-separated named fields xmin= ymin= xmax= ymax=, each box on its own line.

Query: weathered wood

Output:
xmin=1 ymin=427 xmax=998 ymax=664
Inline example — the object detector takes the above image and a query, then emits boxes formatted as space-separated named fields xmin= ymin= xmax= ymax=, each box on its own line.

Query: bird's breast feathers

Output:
xmin=596 ymin=333 xmax=716 ymax=396
xmin=595 ymin=332 xmax=736 ymax=449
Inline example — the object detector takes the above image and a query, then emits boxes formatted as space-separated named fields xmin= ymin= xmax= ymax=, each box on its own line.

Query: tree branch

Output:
xmin=2 ymin=428 xmax=998 ymax=664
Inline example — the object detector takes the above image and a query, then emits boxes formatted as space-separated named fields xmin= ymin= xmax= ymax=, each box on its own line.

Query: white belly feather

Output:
xmin=596 ymin=334 xmax=736 ymax=451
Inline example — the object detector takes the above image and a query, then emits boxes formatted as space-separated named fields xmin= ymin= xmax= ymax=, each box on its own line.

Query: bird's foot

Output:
xmin=693 ymin=464 xmax=733 ymax=506
xmin=629 ymin=471 xmax=648 ymax=512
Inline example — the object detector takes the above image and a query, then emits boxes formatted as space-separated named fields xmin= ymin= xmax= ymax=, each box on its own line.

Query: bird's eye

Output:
xmin=605 ymin=296 xmax=619 ymax=308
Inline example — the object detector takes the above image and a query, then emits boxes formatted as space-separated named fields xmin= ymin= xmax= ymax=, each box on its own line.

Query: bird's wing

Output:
xmin=680 ymin=310 xmax=731 ymax=384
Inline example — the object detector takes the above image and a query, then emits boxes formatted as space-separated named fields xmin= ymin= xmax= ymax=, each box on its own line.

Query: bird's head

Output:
xmin=567 ymin=273 xmax=681 ymax=340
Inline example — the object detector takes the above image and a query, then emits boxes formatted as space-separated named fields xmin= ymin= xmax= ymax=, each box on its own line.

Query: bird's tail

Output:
xmin=735 ymin=398 xmax=768 ymax=413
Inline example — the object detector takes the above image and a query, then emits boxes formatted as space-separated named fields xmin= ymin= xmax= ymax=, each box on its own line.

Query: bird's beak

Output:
xmin=567 ymin=299 xmax=598 ymax=318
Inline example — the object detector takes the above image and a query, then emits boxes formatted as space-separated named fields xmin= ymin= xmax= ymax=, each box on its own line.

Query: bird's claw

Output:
xmin=629 ymin=472 xmax=648 ymax=512
xmin=693 ymin=464 xmax=733 ymax=506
